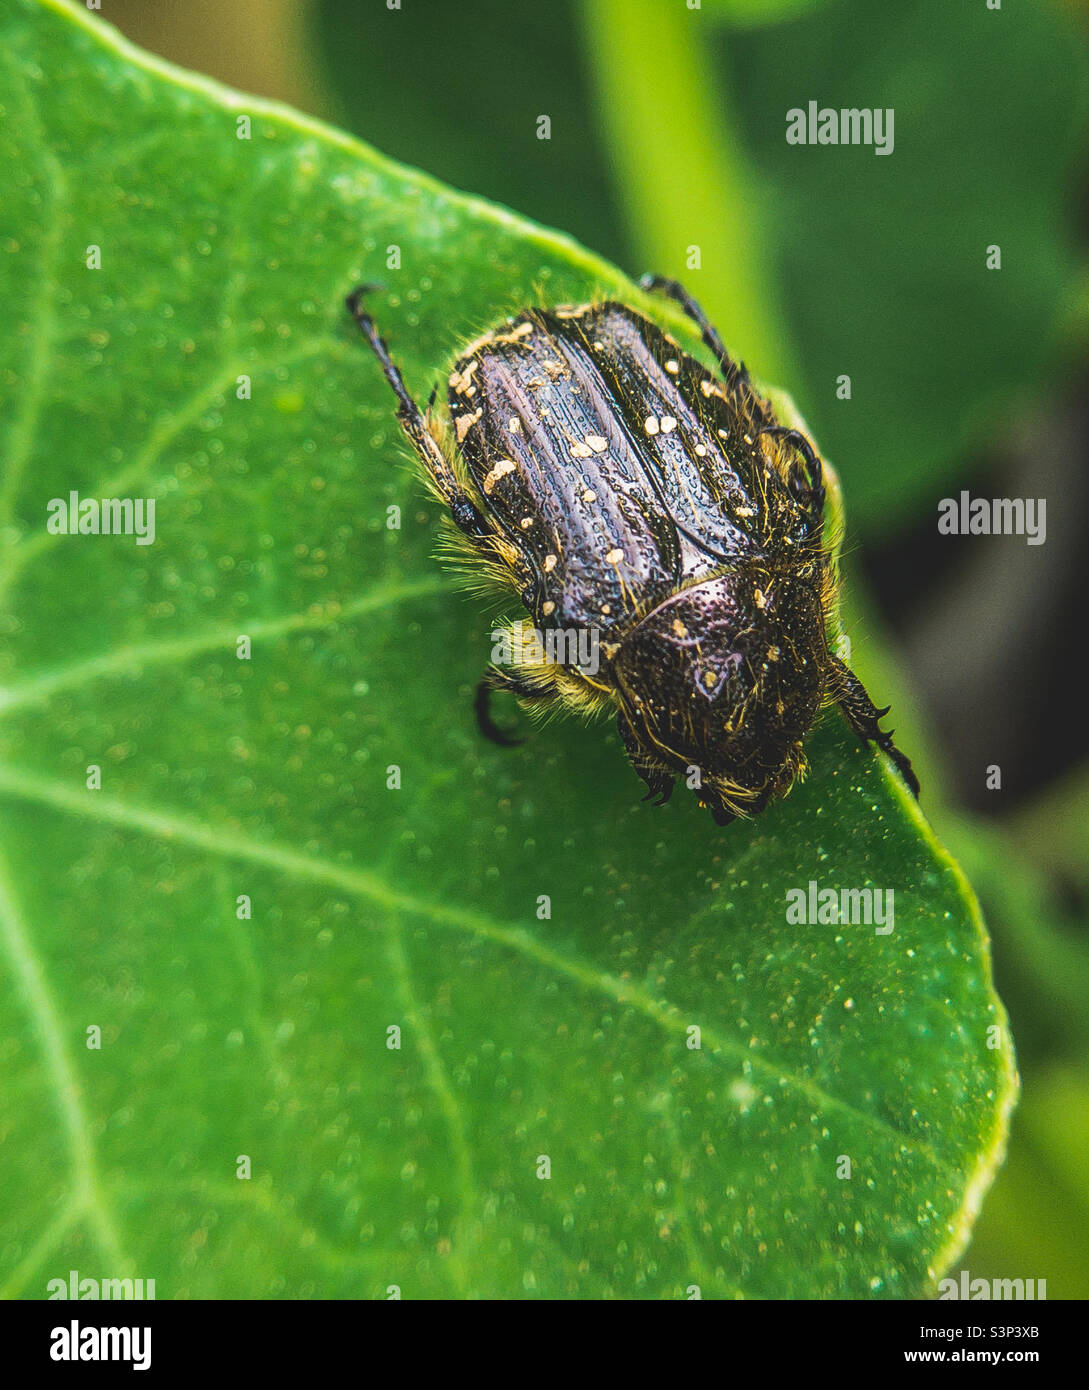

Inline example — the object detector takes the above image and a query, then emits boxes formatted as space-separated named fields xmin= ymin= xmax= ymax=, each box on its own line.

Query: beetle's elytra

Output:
xmin=346 ymin=275 xmax=918 ymax=825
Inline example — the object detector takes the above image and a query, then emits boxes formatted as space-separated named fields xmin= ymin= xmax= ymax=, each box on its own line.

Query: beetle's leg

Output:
xmin=474 ymin=670 xmax=551 ymax=747
xmin=756 ymin=425 xmax=826 ymax=513
xmin=827 ymin=655 xmax=920 ymax=798
xmin=617 ymin=711 xmax=675 ymax=807
xmin=651 ymin=779 xmax=675 ymax=806
xmin=639 ymin=273 xmax=751 ymax=394
xmin=345 ymin=287 xmax=492 ymax=539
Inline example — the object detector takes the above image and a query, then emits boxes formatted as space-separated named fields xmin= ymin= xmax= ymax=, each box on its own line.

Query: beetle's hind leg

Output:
xmin=475 ymin=670 xmax=554 ymax=747
xmin=639 ymin=273 xmax=751 ymax=394
xmin=827 ymin=655 xmax=920 ymax=798
xmin=345 ymin=286 xmax=492 ymax=539
xmin=617 ymin=710 xmax=675 ymax=807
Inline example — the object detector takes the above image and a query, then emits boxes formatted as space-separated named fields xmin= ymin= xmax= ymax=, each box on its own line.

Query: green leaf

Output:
xmin=0 ymin=0 xmax=1015 ymax=1298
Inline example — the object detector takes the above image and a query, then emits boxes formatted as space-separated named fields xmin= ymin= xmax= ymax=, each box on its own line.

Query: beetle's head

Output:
xmin=611 ymin=568 xmax=829 ymax=820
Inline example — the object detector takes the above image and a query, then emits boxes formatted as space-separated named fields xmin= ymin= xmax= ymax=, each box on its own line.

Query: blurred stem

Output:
xmin=1006 ymin=758 xmax=1089 ymax=882
xmin=580 ymin=0 xmax=797 ymax=387
xmin=1060 ymin=263 xmax=1089 ymax=361
xmin=706 ymin=0 xmax=832 ymax=24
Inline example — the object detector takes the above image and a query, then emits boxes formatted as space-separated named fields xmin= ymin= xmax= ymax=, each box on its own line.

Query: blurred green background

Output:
xmin=105 ymin=0 xmax=1089 ymax=1295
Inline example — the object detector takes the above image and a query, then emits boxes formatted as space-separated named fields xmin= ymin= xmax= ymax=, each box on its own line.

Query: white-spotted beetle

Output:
xmin=346 ymin=277 xmax=918 ymax=825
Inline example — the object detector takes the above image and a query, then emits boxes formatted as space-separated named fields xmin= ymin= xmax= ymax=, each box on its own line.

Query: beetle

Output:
xmin=345 ymin=276 xmax=918 ymax=825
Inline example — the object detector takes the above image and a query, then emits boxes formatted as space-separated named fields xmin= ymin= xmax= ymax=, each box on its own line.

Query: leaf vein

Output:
xmin=0 ymin=575 xmax=446 ymax=716
xmin=0 ymin=844 xmax=127 ymax=1271
xmin=0 ymin=763 xmax=943 ymax=1165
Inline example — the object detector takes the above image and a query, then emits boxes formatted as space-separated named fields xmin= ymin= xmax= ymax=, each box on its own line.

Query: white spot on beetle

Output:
xmin=644 ymin=415 xmax=660 ymax=436
xmin=542 ymin=600 xmax=556 ymax=616
xmin=605 ymin=547 xmax=624 ymax=565
xmin=694 ymin=444 xmax=708 ymax=456
xmin=455 ymin=408 xmax=482 ymax=441
xmin=495 ymin=320 xmax=534 ymax=345
xmin=585 ymin=434 xmax=608 ymax=453
xmin=543 ymin=554 xmax=558 ymax=572
xmin=659 ymin=416 xmax=677 ymax=434
xmin=665 ymin=359 xmax=680 ymax=374
xmin=448 ymin=358 xmax=479 ymax=394
xmin=483 ymin=459 xmax=517 ymax=493
xmin=582 ymin=488 xmax=596 ymax=503
xmin=520 ymin=516 xmax=534 ymax=530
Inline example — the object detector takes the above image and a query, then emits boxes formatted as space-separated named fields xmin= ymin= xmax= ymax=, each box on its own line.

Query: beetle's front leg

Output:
xmin=827 ymin=655 xmax=920 ymax=798
xmin=345 ymin=286 xmax=492 ymax=539
xmin=758 ymin=425 xmax=826 ymax=518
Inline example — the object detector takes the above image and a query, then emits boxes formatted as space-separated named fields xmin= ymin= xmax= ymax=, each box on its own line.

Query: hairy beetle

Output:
xmin=346 ymin=276 xmax=918 ymax=825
